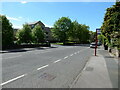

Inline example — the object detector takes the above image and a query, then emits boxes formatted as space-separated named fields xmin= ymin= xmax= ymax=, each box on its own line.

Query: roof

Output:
xmin=28 ymin=21 xmax=45 ymax=26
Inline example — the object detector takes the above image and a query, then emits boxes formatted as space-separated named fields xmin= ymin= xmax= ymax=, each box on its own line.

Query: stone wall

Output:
xmin=110 ymin=47 xmax=120 ymax=57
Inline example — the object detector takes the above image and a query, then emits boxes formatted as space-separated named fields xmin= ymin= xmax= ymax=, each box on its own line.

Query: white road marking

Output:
xmin=74 ymin=52 xmax=77 ymax=54
xmin=37 ymin=64 xmax=49 ymax=70
xmin=64 ymin=56 xmax=68 ymax=59
xmin=70 ymin=54 xmax=73 ymax=56
xmin=4 ymin=55 xmax=22 ymax=59
xmin=0 ymin=74 xmax=27 ymax=86
xmin=53 ymin=59 xmax=61 ymax=63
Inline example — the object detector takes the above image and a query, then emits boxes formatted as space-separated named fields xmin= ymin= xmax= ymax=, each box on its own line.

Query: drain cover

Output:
xmin=85 ymin=67 xmax=94 ymax=71
xmin=40 ymin=73 xmax=56 ymax=81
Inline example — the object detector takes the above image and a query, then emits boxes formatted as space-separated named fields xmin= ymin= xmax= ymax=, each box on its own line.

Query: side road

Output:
xmin=71 ymin=48 xmax=119 ymax=88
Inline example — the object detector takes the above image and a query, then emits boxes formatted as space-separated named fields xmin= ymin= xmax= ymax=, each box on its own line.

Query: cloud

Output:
xmin=44 ymin=24 xmax=53 ymax=28
xmin=21 ymin=1 xmax=27 ymax=4
xmin=6 ymin=16 xmax=21 ymax=21
xmin=12 ymin=25 xmax=22 ymax=29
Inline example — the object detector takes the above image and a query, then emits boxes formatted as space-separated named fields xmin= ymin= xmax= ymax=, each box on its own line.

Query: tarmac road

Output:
xmin=2 ymin=44 xmax=94 ymax=88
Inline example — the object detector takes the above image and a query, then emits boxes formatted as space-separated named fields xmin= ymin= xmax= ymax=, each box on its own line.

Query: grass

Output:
xmin=51 ymin=42 xmax=63 ymax=45
xmin=51 ymin=41 xmax=77 ymax=45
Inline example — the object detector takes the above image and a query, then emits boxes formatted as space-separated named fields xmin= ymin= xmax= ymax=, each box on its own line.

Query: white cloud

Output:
xmin=21 ymin=1 xmax=27 ymax=4
xmin=12 ymin=25 xmax=22 ymax=29
xmin=6 ymin=16 xmax=21 ymax=21
xmin=44 ymin=24 xmax=53 ymax=28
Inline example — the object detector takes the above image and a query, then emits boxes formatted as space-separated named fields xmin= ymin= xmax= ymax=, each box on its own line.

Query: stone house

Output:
xmin=28 ymin=21 xmax=52 ymax=41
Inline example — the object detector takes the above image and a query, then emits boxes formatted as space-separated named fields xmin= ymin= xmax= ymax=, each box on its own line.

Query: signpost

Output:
xmin=95 ymin=28 xmax=101 ymax=56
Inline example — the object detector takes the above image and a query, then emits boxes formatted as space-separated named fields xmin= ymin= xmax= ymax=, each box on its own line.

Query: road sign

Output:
xmin=96 ymin=28 xmax=101 ymax=35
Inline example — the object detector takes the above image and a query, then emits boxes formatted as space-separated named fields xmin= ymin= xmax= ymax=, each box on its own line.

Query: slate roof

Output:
xmin=28 ymin=21 xmax=45 ymax=26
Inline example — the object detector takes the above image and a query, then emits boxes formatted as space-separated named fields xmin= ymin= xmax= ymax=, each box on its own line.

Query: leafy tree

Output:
xmin=89 ymin=31 xmax=96 ymax=43
xmin=69 ymin=20 xmax=82 ymax=42
xmin=97 ymin=34 xmax=105 ymax=44
xmin=80 ymin=24 xmax=90 ymax=43
xmin=1 ymin=15 xmax=14 ymax=47
xmin=52 ymin=17 xmax=72 ymax=44
xmin=101 ymin=2 xmax=120 ymax=48
xmin=16 ymin=24 xmax=32 ymax=44
xmin=32 ymin=25 xmax=45 ymax=43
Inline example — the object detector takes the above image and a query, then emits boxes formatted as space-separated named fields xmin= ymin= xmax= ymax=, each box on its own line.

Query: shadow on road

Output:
xmin=1 ymin=46 xmax=58 ymax=54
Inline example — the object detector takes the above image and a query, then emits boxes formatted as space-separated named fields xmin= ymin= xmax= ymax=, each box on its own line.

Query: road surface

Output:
xmin=2 ymin=44 xmax=94 ymax=88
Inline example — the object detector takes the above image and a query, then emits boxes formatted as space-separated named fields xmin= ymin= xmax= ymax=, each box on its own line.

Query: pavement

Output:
xmin=71 ymin=47 xmax=119 ymax=88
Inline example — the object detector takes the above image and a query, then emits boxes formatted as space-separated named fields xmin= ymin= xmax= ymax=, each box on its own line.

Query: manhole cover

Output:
xmin=39 ymin=73 xmax=56 ymax=81
xmin=85 ymin=67 xmax=94 ymax=71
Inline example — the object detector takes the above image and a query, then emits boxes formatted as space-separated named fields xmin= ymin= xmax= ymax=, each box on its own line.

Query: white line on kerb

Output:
xmin=4 ymin=55 xmax=22 ymax=59
xmin=37 ymin=64 xmax=49 ymax=70
xmin=53 ymin=59 xmax=61 ymax=63
xmin=0 ymin=74 xmax=27 ymax=86
xmin=64 ymin=56 xmax=68 ymax=59
xmin=70 ymin=54 xmax=73 ymax=56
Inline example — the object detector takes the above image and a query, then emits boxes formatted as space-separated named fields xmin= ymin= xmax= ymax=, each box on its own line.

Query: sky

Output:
xmin=1 ymin=2 xmax=115 ymax=31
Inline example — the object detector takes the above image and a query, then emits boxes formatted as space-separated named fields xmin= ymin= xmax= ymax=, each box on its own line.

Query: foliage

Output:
xmin=1 ymin=15 xmax=14 ymax=47
xmin=80 ymin=24 xmax=90 ymax=43
xmin=32 ymin=25 xmax=45 ymax=43
xmin=52 ymin=17 xmax=72 ymax=44
xmin=52 ymin=17 xmax=90 ymax=44
xmin=16 ymin=24 xmax=32 ymax=44
xmin=69 ymin=20 xmax=81 ymax=42
xmin=101 ymin=2 xmax=120 ymax=48
xmin=89 ymin=31 xmax=96 ymax=43
xmin=97 ymin=34 xmax=105 ymax=44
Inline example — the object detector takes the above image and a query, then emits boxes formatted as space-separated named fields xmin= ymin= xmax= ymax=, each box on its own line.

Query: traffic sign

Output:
xmin=96 ymin=28 xmax=101 ymax=35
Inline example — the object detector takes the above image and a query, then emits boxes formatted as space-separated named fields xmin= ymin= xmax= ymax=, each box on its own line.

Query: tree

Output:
xmin=16 ymin=24 xmax=32 ymax=44
xmin=101 ymin=2 xmax=120 ymax=48
xmin=1 ymin=15 xmax=14 ymax=47
xmin=52 ymin=17 xmax=72 ymax=44
xmin=89 ymin=31 xmax=96 ymax=43
xmin=69 ymin=20 xmax=82 ymax=42
xmin=80 ymin=24 xmax=90 ymax=43
xmin=32 ymin=25 xmax=45 ymax=43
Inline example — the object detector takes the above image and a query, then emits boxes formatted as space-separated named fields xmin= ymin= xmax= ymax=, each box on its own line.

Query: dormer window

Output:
xmin=31 ymin=25 xmax=34 ymax=28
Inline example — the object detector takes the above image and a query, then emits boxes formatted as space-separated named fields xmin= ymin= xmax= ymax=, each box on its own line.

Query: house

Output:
xmin=28 ymin=21 xmax=52 ymax=41
xmin=13 ymin=28 xmax=19 ymax=35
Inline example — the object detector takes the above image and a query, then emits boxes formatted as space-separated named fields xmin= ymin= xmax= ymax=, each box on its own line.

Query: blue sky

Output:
xmin=1 ymin=2 xmax=115 ymax=31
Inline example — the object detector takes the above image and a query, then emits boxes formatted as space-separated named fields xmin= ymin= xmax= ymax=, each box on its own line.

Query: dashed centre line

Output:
xmin=1 ymin=49 xmax=87 ymax=86
xmin=70 ymin=54 xmax=74 ymax=56
xmin=64 ymin=56 xmax=68 ymax=59
xmin=74 ymin=52 xmax=77 ymax=54
xmin=1 ymin=74 xmax=27 ymax=86
xmin=53 ymin=59 xmax=61 ymax=63
xmin=37 ymin=64 xmax=49 ymax=70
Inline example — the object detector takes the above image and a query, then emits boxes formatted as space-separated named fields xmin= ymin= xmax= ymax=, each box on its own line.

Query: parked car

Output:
xmin=90 ymin=42 xmax=96 ymax=48
xmin=97 ymin=42 xmax=102 ymax=46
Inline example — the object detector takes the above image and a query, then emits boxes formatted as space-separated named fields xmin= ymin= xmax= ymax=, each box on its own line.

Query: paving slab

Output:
xmin=71 ymin=50 xmax=118 ymax=88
